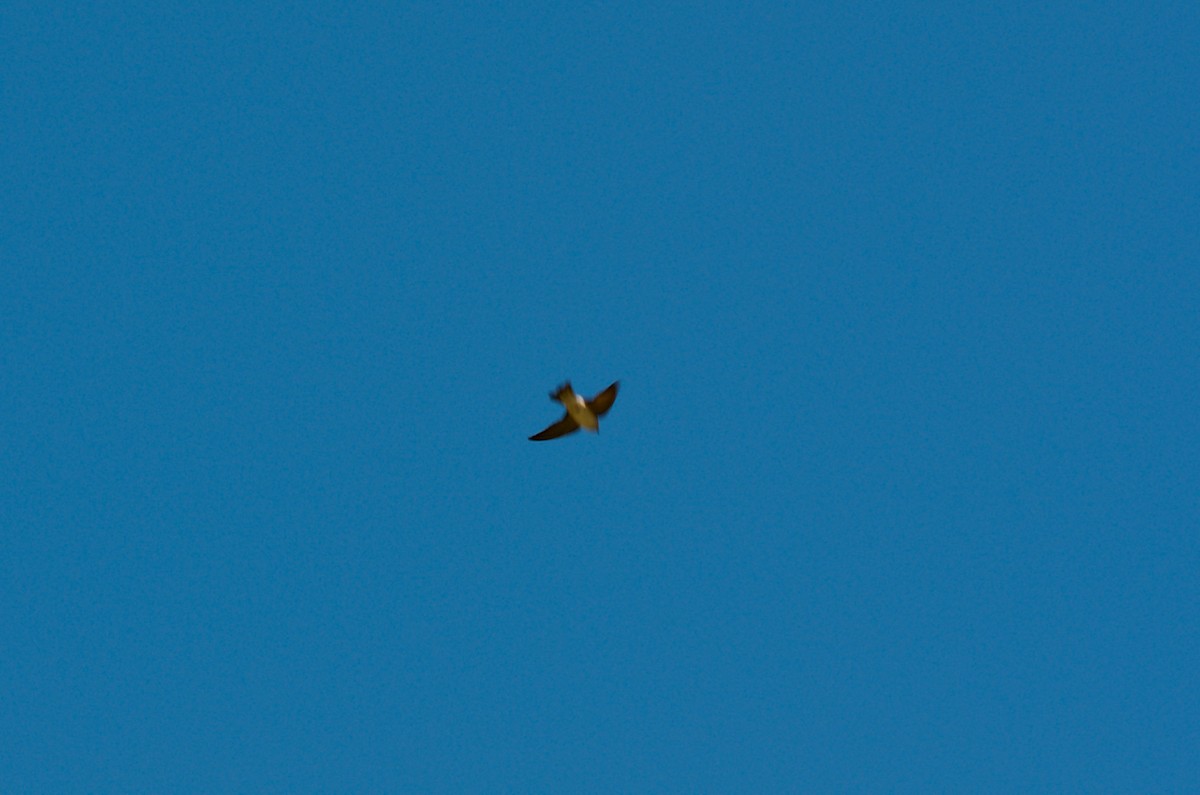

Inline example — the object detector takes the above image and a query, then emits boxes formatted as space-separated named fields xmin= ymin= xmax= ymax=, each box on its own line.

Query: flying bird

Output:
xmin=528 ymin=381 xmax=619 ymax=441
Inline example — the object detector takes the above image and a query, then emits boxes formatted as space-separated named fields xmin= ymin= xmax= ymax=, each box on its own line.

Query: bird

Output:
xmin=528 ymin=381 xmax=619 ymax=441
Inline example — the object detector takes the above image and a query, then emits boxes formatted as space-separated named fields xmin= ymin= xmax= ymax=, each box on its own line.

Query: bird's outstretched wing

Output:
xmin=586 ymin=381 xmax=619 ymax=416
xmin=529 ymin=414 xmax=580 ymax=441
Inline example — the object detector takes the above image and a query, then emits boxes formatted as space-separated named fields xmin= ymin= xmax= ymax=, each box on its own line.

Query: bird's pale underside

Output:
xmin=528 ymin=381 xmax=619 ymax=441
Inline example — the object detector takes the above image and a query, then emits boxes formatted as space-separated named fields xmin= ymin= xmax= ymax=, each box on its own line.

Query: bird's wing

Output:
xmin=586 ymin=381 xmax=619 ymax=416
xmin=528 ymin=414 xmax=580 ymax=441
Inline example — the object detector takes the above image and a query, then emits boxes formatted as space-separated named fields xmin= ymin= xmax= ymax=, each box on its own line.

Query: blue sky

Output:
xmin=3 ymin=1 xmax=1198 ymax=791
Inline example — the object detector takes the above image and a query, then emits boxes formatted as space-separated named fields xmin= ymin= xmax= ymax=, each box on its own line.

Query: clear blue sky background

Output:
xmin=4 ymin=2 xmax=1198 ymax=791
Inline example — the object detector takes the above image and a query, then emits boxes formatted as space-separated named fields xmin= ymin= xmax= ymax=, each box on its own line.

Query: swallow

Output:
xmin=528 ymin=381 xmax=619 ymax=441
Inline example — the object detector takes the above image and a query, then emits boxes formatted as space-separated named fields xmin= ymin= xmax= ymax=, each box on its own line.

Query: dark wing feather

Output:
xmin=586 ymin=381 xmax=619 ymax=416
xmin=528 ymin=414 xmax=580 ymax=441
